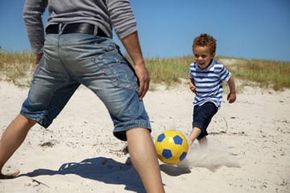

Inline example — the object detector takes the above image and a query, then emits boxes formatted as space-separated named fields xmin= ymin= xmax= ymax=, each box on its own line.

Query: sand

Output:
xmin=0 ymin=80 xmax=289 ymax=193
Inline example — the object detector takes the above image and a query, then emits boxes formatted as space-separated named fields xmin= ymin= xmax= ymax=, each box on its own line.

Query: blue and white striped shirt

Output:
xmin=189 ymin=60 xmax=231 ymax=108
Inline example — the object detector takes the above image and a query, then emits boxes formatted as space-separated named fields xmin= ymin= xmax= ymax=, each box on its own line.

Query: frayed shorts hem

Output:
xmin=20 ymin=111 xmax=51 ymax=128
xmin=113 ymin=121 xmax=151 ymax=141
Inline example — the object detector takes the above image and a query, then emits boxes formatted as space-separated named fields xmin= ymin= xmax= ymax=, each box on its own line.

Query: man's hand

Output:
xmin=32 ymin=53 xmax=43 ymax=71
xmin=121 ymin=32 xmax=149 ymax=99
xmin=134 ymin=63 xmax=150 ymax=99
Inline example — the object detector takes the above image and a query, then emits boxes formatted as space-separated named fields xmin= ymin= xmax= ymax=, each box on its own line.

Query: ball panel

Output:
xmin=162 ymin=149 xmax=172 ymax=159
xmin=173 ymin=135 xmax=183 ymax=145
xmin=179 ymin=152 xmax=187 ymax=161
xmin=157 ymin=133 xmax=165 ymax=142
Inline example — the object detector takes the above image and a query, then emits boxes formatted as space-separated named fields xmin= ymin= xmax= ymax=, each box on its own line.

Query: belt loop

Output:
xmin=93 ymin=25 xmax=98 ymax=36
xmin=59 ymin=23 xmax=66 ymax=35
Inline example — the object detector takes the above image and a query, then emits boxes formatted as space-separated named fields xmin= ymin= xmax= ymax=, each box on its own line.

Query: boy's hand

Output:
xmin=227 ymin=92 xmax=236 ymax=103
xmin=189 ymin=81 xmax=196 ymax=93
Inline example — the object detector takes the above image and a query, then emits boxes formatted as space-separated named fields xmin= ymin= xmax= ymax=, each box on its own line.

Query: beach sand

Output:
xmin=0 ymin=80 xmax=289 ymax=193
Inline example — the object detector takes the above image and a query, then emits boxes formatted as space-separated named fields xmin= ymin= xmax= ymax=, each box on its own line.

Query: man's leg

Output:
xmin=0 ymin=114 xmax=36 ymax=179
xmin=126 ymin=128 xmax=165 ymax=193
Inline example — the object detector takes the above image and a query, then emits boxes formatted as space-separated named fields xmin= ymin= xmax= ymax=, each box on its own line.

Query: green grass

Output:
xmin=1 ymin=51 xmax=290 ymax=90
xmin=219 ymin=57 xmax=290 ymax=91
xmin=145 ymin=57 xmax=191 ymax=86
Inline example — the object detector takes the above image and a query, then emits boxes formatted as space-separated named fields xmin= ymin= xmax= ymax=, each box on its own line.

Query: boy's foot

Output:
xmin=0 ymin=170 xmax=20 ymax=179
xmin=198 ymin=137 xmax=208 ymax=147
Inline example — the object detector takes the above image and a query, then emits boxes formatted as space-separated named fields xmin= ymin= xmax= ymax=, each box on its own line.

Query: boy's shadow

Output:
xmin=19 ymin=157 xmax=145 ymax=193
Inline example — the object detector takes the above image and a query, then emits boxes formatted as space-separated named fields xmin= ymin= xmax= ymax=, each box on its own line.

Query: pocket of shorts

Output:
xmin=103 ymin=61 xmax=138 ymax=91
xmin=98 ymin=43 xmax=138 ymax=91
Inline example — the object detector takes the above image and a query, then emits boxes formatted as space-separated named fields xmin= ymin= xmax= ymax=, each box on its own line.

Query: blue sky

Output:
xmin=0 ymin=0 xmax=290 ymax=61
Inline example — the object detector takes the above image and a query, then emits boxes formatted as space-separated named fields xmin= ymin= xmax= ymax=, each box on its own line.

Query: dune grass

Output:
xmin=223 ymin=58 xmax=290 ymax=90
xmin=1 ymin=51 xmax=290 ymax=90
xmin=146 ymin=56 xmax=290 ymax=90
xmin=145 ymin=57 xmax=191 ymax=86
xmin=0 ymin=51 xmax=34 ymax=86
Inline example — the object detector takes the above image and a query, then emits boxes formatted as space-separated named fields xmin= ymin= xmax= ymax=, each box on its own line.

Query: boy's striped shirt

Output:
xmin=189 ymin=60 xmax=231 ymax=108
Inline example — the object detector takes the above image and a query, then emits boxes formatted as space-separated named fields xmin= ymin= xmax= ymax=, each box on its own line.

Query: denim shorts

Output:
xmin=192 ymin=102 xmax=218 ymax=140
xmin=20 ymin=33 xmax=151 ymax=141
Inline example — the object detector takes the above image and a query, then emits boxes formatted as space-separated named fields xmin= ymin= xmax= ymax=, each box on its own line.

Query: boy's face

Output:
xmin=193 ymin=46 xmax=215 ymax=69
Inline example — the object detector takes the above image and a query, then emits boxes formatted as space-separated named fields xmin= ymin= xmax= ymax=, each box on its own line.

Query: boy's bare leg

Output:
xmin=188 ymin=127 xmax=202 ymax=144
xmin=0 ymin=114 xmax=36 ymax=179
xmin=126 ymin=128 xmax=165 ymax=193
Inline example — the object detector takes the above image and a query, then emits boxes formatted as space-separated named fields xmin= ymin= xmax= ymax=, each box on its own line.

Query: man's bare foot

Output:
xmin=0 ymin=170 xmax=20 ymax=179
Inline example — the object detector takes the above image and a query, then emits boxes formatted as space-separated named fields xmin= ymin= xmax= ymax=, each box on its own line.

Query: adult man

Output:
xmin=0 ymin=0 xmax=165 ymax=192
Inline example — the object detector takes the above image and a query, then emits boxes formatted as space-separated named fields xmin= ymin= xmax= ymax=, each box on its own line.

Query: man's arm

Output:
xmin=34 ymin=53 xmax=43 ymax=70
xmin=23 ymin=0 xmax=47 ymax=69
xmin=121 ymin=32 xmax=150 ymax=99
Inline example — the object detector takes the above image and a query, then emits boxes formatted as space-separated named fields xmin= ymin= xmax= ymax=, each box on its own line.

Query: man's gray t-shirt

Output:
xmin=23 ymin=0 xmax=137 ymax=53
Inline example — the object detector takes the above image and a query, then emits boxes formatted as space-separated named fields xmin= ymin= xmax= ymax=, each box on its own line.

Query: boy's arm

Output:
xmin=189 ymin=79 xmax=196 ymax=93
xmin=188 ymin=69 xmax=196 ymax=93
xmin=227 ymin=76 xmax=236 ymax=103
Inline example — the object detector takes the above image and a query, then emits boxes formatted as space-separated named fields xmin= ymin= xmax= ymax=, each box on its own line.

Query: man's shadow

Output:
xmin=19 ymin=157 xmax=145 ymax=193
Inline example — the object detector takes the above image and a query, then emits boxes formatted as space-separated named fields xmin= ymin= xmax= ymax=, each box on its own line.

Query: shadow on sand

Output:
xmin=159 ymin=164 xmax=191 ymax=176
xmin=19 ymin=157 xmax=145 ymax=193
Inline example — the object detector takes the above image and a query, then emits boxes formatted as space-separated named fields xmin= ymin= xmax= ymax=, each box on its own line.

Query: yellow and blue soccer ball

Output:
xmin=154 ymin=130 xmax=189 ymax=165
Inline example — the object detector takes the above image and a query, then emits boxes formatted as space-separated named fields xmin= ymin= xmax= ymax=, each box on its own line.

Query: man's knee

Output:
xmin=17 ymin=114 xmax=37 ymax=127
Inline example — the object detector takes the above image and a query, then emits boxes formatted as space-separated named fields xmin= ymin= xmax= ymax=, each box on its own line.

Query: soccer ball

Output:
xmin=154 ymin=130 xmax=189 ymax=165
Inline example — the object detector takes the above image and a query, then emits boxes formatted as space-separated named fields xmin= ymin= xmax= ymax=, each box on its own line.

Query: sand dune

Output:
xmin=0 ymin=81 xmax=289 ymax=193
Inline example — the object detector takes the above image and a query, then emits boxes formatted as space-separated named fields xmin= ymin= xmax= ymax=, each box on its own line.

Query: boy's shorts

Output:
xmin=192 ymin=102 xmax=218 ymax=140
xmin=20 ymin=33 xmax=151 ymax=141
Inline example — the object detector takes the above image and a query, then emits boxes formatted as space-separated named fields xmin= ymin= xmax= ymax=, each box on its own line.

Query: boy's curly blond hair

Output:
xmin=192 ymin=33 xmax=216 ymax=55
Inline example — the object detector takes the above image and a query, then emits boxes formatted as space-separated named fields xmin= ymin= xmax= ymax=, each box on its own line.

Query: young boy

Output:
xmin=188 ymin=33 xmax=236 ymax=145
